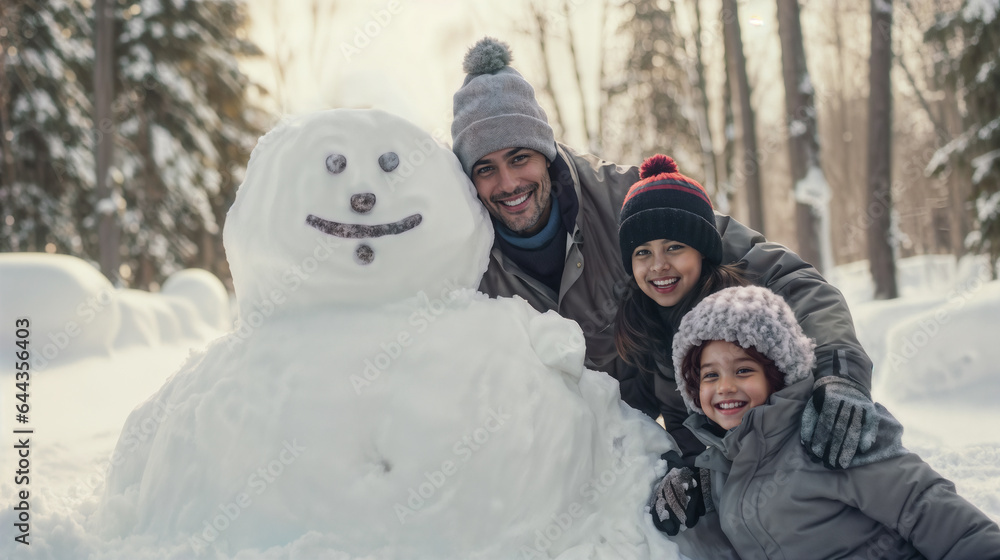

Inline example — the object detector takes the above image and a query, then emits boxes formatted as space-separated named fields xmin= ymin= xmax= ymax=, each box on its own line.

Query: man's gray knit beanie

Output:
xmin=451 ymin=37 xmax=557 ymax=176
xmin=673 ymin=286 xmax=816 ymax=414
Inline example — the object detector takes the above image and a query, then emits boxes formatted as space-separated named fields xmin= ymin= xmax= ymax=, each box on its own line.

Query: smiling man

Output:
xmin=451 ymin=37 xmax=882 ymax=475
xmin=451 ymin=37 xmax=639 ymax=372
xmin=470 ymin=147 xmax=553 ymax=236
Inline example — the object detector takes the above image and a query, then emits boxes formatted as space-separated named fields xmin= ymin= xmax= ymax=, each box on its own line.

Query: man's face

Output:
xmin=470 ymin=148 xmax=552 ymax=236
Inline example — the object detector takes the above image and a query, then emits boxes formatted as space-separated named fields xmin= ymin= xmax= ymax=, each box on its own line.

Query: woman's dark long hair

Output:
xmin=614 ymin=259 xmax=751 ymax=377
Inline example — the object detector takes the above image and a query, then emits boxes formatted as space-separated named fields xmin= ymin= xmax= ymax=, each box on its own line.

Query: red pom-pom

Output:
xmin=639 ymin=154 xmax=678 ymax=179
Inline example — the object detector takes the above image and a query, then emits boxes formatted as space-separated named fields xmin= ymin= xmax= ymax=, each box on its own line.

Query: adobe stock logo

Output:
xmin=393 ymin=407 xmax=511 ymax=524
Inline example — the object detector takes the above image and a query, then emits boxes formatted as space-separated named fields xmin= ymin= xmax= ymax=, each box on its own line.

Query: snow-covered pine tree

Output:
xmin=0 ymin=1 xmax=95 ymax=256
xmin=113 ymin=0 xmax=266 ymax=288
xmin=609 ymin=0 xmax=701 ymax=170
xmin=926 ymin=0 xmax=1000 ymax=276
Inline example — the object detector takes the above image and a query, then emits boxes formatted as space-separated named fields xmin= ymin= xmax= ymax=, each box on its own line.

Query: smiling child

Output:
xmin=660 ymin=285 xmax=1000 ymax=559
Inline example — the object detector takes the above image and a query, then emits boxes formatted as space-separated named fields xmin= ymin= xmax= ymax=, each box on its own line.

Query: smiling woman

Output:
xmin=613 ymin=154 xmax=751 ymax=461
xmin=629 ymin=239 xmax=703 ymax=308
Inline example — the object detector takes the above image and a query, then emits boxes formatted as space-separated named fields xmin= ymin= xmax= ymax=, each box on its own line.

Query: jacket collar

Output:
xmin=550 ymin=143 xmax=581 ymax=233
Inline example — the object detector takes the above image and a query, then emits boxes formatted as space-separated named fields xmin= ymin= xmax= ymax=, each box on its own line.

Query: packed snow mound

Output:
xmin=114 ymin=289 xmax=170 ymax=348
xmin=114 ymin=288 xmax=219 ymax=349
xmin=879 ymin=278 xmax=1000 ymax=402
xmin=160 ymin=294 xmax=218 ymax=342
xmin=850 ymin=294 xmax=944 ymax=376
xmin=91 ymin=109 xmax=678 ymax=559
xmin=93 ymin=294 xmax=675 ymax=559
xmin=223 ymin=108 xmax=493 ymax=319
xmin=161 ymin=268 xmax=232 ymax=331
xmin=0 ymin=252 xmax=120 ymax=367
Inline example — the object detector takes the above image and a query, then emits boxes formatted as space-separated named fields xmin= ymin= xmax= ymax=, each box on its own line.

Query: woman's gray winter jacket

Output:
xmin=684 ymin=379 xmax=1000 ymax=559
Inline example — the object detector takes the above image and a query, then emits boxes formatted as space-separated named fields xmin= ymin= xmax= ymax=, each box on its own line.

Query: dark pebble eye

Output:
xmin=326 ymin=154 xmax=347 ymax=174
xmin=378 ymin=152 xmax=399 ymax=172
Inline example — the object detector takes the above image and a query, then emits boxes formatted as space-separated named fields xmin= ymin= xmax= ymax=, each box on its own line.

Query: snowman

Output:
xmin=92 ymin=109 xmax=678 ymax=559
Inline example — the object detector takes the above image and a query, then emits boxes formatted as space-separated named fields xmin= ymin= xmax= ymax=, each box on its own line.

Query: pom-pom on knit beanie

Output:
xmin=618 ymin=154 xmax=722 ymax=272
xmin=451 ymin=37 xmax=557 ymax=176
xmin=672 ymin=286 xmax=816 ymax=414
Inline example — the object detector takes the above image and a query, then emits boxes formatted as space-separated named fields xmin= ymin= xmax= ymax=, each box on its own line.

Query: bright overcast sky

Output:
xmin=242 ymin=0 xmax=634 ymax=143
xmin=240 ymin=0 xmax=782 ymax=151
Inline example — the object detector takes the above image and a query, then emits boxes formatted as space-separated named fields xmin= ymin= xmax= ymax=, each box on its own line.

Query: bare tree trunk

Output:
xmin=688 ymin=0 xmax=718 ymax=201
xmin=941 ymin=83 xmax=973 ymax=256
xmin=200 ymin=226 xmax=215 ymax=270
xmin=95 ymin=0 xmax=120 ymax=284
xmin=777 ymin=0 xmax=827 ymax=270
xmin=268 ymin=0 xmax=289 ymax=112
xmin=866 ymin=0 xmax=898 ymax=299
xmin=529 ymin=2 xmax=567 ymax=139
xmin=718 ymin=7 xmax=736 ymax=215
xmin=826 ymin=0 xmax=853 ymax=261
xmin=595 ymin=0 xmax=609 ymax=155
xmin=897 ymin=55 xmax=950 ymax=143
xmin=721 ymin=0 xmax=764 ymax=233
xmin=563 ymin=0 xmax=592 ymax=150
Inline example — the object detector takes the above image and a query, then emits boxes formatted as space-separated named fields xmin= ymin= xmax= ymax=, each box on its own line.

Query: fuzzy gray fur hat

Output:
xmin=673 ymin=286 xmax=816 ymax=414
xmin=451 ymin=37 xmax=557 ymax=176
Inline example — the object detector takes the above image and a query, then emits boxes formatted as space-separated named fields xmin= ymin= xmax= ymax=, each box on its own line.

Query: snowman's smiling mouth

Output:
xmin=305 ymin=213 xmax=423 ymax=238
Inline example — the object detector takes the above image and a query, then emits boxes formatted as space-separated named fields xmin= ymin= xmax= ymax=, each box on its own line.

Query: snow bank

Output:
xmin=113 ymin=269 xmax=229 ymax=350
xmin=114 ymin=289 xmax=215 ymax=349
xmin=0 ymin=253 xmax=121 ymax=369
xmin=160 ymin=268 xmax=232 ymax=331
xmin=879 ymin=278 xmax=1000 ymax=403
xmin=839 ymin=254 xmax=997 ymax=395
xmin=0 ymin=255 xmax=224 ymax=359
xmin=113 ymin=289 xmax=165 ymax=348
xmin=851 ymin=294 xmax=945 ymax=376
xmin=160 ymin=294 xmax=218 ymax=342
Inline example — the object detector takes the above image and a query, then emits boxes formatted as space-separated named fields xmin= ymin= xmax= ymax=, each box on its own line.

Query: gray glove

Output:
xmin=648 ymin=451 xmax=713 ymax=535
xmin=801 ymin=376 xmax=879 ymax=469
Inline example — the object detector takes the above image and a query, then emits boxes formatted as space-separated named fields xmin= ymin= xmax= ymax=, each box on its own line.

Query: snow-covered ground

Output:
xmin=0 ymin=254 xmax=237 ymax=558
xmin=2 ymin=252 xmax=997 ymax=559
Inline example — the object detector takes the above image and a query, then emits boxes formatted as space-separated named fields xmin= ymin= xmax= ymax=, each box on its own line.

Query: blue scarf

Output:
xmin=494 ymin=195 xmax=562 ymax=249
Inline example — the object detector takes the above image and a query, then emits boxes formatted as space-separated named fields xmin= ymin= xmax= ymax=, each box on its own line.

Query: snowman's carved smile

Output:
xmin=305 ymin=213 xmax=423 ymax=239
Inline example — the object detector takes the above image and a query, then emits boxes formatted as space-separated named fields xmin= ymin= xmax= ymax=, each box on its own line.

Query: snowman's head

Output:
xmin=224 ymin=109 xmax=493 ymax=319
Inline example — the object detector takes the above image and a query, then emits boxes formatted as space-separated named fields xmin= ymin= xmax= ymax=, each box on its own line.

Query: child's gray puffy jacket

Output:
xmin=685 ymin=379 xmax=1000 ymax=559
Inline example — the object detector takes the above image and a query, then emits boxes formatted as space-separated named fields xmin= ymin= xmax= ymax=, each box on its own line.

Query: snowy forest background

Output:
xmin=1 ymin=0 xmax=998 ymax=298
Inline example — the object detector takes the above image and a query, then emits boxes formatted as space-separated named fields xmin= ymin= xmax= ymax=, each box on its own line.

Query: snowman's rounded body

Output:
xmin=94 ymin=109 xmax=676 ymax=559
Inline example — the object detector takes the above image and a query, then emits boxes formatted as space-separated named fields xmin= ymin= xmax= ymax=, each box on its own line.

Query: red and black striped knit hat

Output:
xmin=618 ymin=154 xmax=722 ymax=272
